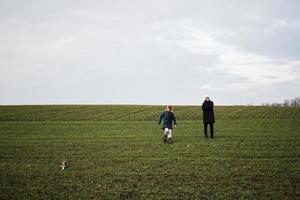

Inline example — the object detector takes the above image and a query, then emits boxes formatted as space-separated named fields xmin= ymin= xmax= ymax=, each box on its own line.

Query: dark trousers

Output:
xmin=204 ymin=122 xmax=214 ymax=138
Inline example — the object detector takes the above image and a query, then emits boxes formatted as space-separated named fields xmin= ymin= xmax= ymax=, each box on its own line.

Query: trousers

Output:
xmin=204 ymin=122 xmax=214 ymax=137
xmin=164 ymin=128 xmax=172 ymax=138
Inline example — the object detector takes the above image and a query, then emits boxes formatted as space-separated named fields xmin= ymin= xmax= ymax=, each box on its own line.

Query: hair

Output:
xmin=167 ymin=105 xmax=173 ymax=111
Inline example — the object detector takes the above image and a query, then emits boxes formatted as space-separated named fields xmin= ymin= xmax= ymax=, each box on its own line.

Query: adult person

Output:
xmin=202 ymin=96 xmax=215 ymax=138
xmin=158 ymin=105 xmax=177 ymax=143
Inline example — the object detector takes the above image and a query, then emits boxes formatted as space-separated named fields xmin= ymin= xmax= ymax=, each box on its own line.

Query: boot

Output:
xmin=163 ymin=135 xmax=167 ymax=142
xmin=167 ymin=138 xmax=173 ymax=143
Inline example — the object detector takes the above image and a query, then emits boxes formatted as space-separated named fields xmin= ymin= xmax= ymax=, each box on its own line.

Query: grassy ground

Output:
xmin=0 ymin=105 xmax=299 ymax=199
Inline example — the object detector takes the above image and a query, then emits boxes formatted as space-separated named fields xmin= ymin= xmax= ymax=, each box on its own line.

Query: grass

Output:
xmin=0 ymin=105 xmax=299 ymax=199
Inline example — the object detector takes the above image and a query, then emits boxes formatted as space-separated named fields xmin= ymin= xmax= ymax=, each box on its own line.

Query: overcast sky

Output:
xmin=1 ymin=0 xmax=299 ymax=105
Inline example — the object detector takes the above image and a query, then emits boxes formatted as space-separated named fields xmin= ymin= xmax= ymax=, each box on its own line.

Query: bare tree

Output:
xmin=295 ymin=97 xmax=300 ymax=107
xmin=283 ymin=99 xmax=290 ymax=107
xmin=262 ymin=97 xmax=300 ymax=107
xmin=271 ymin=103 xmax=282 ymax=107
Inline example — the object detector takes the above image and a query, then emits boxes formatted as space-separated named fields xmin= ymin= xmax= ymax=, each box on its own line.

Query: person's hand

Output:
xmin=174 ymin=125 xmax=177 ymax=128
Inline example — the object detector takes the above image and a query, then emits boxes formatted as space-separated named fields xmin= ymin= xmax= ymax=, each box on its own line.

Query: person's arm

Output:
xmin=172 ymin=113 xmax=177 ymax=126
xmin=158 ymin=112 xmax=164 ymax=125
xmin=202 ymin=103 xmax=205 ymax=111
xmin=203 ymin=101 xmax=213 ymax=111
xmin=202 ymin=102 xmax=208 ymax=111
xmin=207 ymin=101 xmax=214 ymax=109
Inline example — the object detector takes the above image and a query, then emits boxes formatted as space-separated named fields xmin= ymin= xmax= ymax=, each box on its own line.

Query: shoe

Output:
xmin=167 ymin=139 xmax=173 ymax=144
xmin=163 ymin=136 xmax=167 ymax=142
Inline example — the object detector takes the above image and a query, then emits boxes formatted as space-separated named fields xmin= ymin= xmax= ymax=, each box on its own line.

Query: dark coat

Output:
xmin=202 ymin=100 xmax=215 ymax=123
xmin=158 ymin=111 xmax=177 ymax=129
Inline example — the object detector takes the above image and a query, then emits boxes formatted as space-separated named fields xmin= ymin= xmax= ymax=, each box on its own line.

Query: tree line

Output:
xmin=262 ymin=97 xmax=300 ymax=107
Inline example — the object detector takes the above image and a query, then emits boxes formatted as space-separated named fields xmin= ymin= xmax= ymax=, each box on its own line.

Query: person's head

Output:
xmin=204 ymin=95 xmax=210 ymax=101
xmin=166 ymin=105 xmax=173 ymax=111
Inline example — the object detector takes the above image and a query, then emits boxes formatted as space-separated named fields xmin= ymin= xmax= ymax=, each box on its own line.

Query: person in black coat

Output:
xmin=202 ymin=96 xmax=215 ymax=138
xmin=158 ymin=105 xmax=177 ymax=143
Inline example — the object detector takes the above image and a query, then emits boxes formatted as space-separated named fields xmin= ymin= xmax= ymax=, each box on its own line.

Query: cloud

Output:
xmin=0 ymin=0 xmax=299 ymax=105
xmin=169 ymin=20 xmax=300 ymax=85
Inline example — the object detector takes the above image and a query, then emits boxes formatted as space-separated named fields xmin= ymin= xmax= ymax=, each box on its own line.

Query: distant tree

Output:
xmin=290 ymin=97 xmax=300 ymax=107
xmin=262 ymin=97 xmax=300 ymax=107
xmin=295 ymin=97 xmax=300 ymax=107
xmin=283 ymin=99 xmax=290 ymax=107
xmin=291 ymin=99 xmax=296 ymax=107
xmin=271 ymin=103 xmax=282 ymax=107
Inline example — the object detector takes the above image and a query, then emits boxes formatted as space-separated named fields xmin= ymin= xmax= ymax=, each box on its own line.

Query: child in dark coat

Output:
xmin=158 ymin=105 xmax=177 ymax=143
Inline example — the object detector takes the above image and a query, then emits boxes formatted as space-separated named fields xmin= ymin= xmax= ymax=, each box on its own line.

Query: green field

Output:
xmin=0 ymin=105 xmax=299 ymax=199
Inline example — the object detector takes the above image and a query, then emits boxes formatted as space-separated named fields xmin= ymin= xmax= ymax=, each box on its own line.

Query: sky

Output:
xmin=0 ymin=0 xmax=300 ymax=105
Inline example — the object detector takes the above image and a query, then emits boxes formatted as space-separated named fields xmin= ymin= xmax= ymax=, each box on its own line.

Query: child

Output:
xmin=158 ymin=105 xmax=177 ymax=143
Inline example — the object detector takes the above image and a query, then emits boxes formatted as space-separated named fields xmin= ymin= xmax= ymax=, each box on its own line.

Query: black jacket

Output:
xmin=202 ymin=100 xmax=215 ymax=123
xmin=158 ymin=111 xmax=177 ymax=129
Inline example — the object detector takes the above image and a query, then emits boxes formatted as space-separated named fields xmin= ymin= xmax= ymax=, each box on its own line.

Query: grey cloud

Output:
xmin=0 ymin=0 xmax=299 ymax=105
